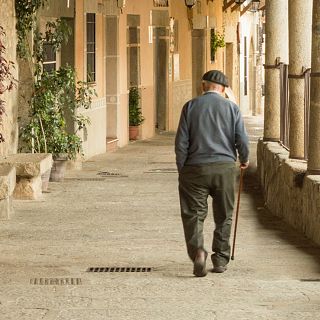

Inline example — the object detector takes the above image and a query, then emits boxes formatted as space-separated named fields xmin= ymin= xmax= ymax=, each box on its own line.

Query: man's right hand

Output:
xmin=240 ymin=161 xmax=249 ymax=169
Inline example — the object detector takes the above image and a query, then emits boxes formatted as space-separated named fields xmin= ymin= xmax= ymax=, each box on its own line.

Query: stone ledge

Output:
xmin=258 ymin=140 xmax=320 ymax=246
xmin=0 ymin=154 xmax=53 ymax=200
xmin=283 ymin=159 xmax=307 ymax=188
xmin=0 ymin=153 xmax=53 ymax=178
xmin=0 ymin=165 xmax=16 ymax=200
xmin=0 ymin=165 xmax=16 ymax=220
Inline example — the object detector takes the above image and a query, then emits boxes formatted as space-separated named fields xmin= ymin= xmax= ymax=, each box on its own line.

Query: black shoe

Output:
xmin=211 ymin=265 xmax=227 ymax=273
xmin=193 ymin=249 xmax=208 ymax=277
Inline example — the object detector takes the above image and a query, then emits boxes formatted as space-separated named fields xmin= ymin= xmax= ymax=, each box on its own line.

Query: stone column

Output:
xmin=288 ymin=0 xmax=313 ymax=159
xmin=264 ymin=0 xmax=289 ymax=141
xmin=308 ymin=0 xmax=320 ymax=173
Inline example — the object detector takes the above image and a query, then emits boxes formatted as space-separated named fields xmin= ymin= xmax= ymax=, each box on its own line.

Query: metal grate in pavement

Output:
xmin=300 ymin=279 xmax=320 ymax=282
xmin=30 ymin=278 xmax=82 ymax=285
xmin=97 ymin=171 xmax=128 ymax=177
xmin=65 ymin=178 xmax=106 ymax=181
xmin=149 ymin=162 xmax=176 ymax=165
xmin=87 ymin=267 xmax=152 ymax=273
xmin=144 ymin=168 xmax=177 ymax=173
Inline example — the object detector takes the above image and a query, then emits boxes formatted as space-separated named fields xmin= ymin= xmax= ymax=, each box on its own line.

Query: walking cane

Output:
xmin=231 ymin=167 xmax=244 ymax=260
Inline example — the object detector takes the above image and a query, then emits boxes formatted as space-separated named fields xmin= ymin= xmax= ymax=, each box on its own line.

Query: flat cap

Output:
xmin=202 ymin=70 xmax=229 ymax=87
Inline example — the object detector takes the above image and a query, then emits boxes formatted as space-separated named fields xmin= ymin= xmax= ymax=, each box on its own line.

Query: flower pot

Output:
xmin=50 ymin=156 xmax=68 ymax=182
xmin=129 ymin=126 xmax=140 ymax=140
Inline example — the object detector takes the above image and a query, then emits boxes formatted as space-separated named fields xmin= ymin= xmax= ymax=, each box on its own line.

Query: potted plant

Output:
xmin=20 ymin=66 xmax=94 ymax=181
xmin=19 ymin=20 xmax=95 ymax=182
xmin=129 ymin=86 xmax=144 ymax=140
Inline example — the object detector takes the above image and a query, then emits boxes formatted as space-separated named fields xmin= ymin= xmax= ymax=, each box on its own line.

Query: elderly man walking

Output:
xmin=175 ymin=70 xmax=249 ymax=277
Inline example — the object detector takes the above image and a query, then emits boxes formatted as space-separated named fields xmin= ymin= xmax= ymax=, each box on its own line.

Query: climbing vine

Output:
xmin=19 ymin=18 xmax=95 ymax=159
xmin=32 ymin=19 xmax=71 ymax=79
xmin=15 ymin=0 xmax=47 ymax=58
xmin=0 ymin=26 xmax=16 ymax=143
xmin=15 ymin=0 xmax=95 ymax=159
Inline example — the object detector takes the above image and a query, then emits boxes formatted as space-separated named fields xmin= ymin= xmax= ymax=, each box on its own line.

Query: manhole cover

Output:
xmin=30 ymin=278 xmax=82 ymax=285
xmin=87 ymin=267 xmax=152 ymax=273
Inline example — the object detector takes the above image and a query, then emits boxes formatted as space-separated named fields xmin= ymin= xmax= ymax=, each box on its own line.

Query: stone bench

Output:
xmin=0 ymin=165 xmax=16 ymax=219
xmin=0 ymin=154 xmax=53 ymax=200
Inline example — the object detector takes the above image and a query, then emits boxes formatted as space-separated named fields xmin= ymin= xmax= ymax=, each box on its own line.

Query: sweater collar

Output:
xmin=203 ymin=90 xmax=221 ymax=95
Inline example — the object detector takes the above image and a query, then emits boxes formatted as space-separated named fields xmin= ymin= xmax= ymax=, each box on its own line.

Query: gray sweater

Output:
xmin=175 ymin=91 xmax=249 ymax=172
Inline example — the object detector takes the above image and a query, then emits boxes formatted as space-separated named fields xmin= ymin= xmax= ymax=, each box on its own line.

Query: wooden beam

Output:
xmin=231 ymin=3 xmax=240 ymax=12
xmin=240 ymin=3 xmax=251 ymax=16
xmin=223 ymin=0 xmax=235 ymax=11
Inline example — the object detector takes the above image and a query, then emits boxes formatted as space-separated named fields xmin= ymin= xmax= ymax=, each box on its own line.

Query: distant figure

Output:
xmin=175 ymin=70 xmax=249 ymax=277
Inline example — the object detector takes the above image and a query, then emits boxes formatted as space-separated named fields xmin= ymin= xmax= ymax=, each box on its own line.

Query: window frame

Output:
xmin=42 ymin=42 xmax=57 ymax=73
xmin=86 ymin=12 xmax=96 ymax=84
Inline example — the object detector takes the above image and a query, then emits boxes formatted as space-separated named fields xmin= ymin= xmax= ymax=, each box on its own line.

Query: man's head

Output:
xmin=201 ymin=70 xmax=229 ymax=94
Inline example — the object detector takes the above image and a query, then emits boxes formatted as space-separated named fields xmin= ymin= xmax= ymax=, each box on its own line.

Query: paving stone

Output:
xmin=0 ymin=116 xmax=319 ymax=319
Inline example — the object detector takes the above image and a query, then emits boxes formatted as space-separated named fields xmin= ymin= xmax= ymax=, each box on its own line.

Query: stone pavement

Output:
xmin=1 ymin=116 xmax=320 ymax=320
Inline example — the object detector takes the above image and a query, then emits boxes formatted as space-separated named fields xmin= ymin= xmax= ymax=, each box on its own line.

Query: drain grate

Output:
xmin=65 ymin=178 xmax=106 ymax=182
xmin=87 ymin=267 xmax=152 ymax=273
xmin=149 ymin=162 xmax=176 ymax=165
xmin=30 ymin=278 xmax=82 ymax=285
xmin=300 ymin=279 xmax=320 ymax=282
xmin=97 ymin=171 xmax=127 ymax=177
xmin=145 ymin=168 xmax=177 ymax=173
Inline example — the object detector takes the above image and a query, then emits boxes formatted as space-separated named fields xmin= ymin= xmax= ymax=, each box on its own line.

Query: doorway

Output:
xmin=154 ymin=27 xmax=169 ymax=131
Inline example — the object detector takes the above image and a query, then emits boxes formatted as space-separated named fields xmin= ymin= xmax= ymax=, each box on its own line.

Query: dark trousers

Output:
xmin=178 ymin=162 xmax=236 ymax=266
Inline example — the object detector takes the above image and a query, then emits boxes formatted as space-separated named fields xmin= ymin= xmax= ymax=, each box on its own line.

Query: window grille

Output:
xmin=244 ymin=36 xmax=248 ymax=96
xmin=153 ymin=0 xmax=169 ymax=7
xmin=43 ymin=43 xmax=56 ymax=72
xmin=86 ymin=13 xmax=96 ymax=83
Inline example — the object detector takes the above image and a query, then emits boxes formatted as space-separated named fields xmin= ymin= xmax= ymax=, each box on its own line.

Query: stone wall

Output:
xmin=257 ymin=140 xmax=320 ymax=245
xmin=0 ymin=0 xmax=18 ymax=156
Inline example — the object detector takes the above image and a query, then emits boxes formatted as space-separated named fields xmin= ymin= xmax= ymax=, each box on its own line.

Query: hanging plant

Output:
xmin=0 ymin=26 xmax=17 ymax=143
xmin=210 ymin=29 xmax=225 ymax=62
xmin=15 ymin=0 xmax=47 ymax=58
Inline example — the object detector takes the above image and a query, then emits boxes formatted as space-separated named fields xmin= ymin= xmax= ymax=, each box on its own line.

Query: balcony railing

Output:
xmin=266 ymin=61 xmax=310 ymax=160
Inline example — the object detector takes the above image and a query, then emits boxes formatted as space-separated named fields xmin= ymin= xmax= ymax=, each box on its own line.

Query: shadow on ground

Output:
xmin=243 ymin=168 xmax=320 ymax=274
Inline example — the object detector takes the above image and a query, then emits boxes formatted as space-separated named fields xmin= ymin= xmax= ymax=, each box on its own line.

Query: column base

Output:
xmin=289 ymin=156 xmax=306 ymax=161
xmin=263 ymin=137 xmax=279 ymax=142
xmin=307 ymin=169 xmax=320 ymax=175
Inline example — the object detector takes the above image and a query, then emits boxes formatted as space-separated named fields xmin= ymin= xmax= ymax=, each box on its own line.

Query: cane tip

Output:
xmin=231 ymin=256 xmax=234 ymax=260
